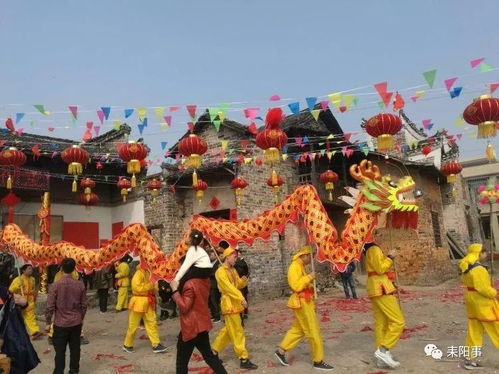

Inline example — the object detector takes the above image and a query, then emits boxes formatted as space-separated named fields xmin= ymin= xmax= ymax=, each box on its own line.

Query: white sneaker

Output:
xmin=374 ymin=349 xmax=400 ymax=369
xmin=386 ymin=350 xmax=400 ymax=366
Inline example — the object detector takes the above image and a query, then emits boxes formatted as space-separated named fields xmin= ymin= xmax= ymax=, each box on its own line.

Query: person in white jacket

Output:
xmin=175 ymin=230 xmax=213 ymax=292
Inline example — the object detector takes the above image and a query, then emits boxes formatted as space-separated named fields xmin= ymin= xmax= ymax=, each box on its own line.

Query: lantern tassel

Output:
xmin=447 ymin=174 xmax=457 ymax=183
xmin=271 ymin=170 xmax=278 ymax=185
xmin=192 ymin=170 xmax=198 ymax=186
xmin=377 ymin=134 xmax=395 ymax=150
xmin=6 ymin=175 xmax=12 ymax=190
xmin=131 ymin=174 xmax=137 ymax=188
xmin=72 ymin=177 xmax=77 ymax=193
xmin=477 ymin=121 xmax=497 ymax=139
xmin=328 ymin=191 xmax=333 ymax=201
xmin=486 ymin=142 xmax=496 ymax=162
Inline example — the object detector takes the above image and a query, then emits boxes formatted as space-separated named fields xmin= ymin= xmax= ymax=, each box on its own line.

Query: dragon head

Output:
xmin=350 ymin=160 xmax=420 ymax=229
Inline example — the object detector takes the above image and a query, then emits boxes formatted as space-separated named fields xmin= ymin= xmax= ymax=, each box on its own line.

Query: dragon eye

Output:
xmin=388 ymin=181 xmax=398 ymax=188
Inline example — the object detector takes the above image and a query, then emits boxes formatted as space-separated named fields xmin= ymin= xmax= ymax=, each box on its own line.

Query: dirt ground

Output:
xmin=30 ymin=277 xmax=499 ymax=374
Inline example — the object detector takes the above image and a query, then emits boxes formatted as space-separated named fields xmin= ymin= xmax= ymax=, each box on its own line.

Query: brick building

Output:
xmin=143 ymin=109 xmax=456 ymax=299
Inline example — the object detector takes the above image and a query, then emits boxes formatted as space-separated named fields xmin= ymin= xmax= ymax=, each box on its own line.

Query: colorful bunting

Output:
xmin=444 ymin=77 xmax=457 ymax=91
xmin=288 ymin=102 xmax=300 ymax=115
xmin=320 ymin=101 xmax=329 ymax=111
xmin=342 ymin=94 xmax=355 ymax=109
xmin=186 ymin=105 xmax=197 ymax=119
xmin=69 ymin=106 xmax=78 ymax=120
xmin=138 ymin=123 xmax=145 ymax=135
xmin=213 ymin=120 xmax=221 ymax=132
xmin=15 ymin=113 xmax=24 ymax=124
xmin=470 ymin=58 xmax=485 ymax=68
xmin=269 ymin=94 xmax=281 ymax=101
xmin=374 ymin=82 xmax=388 ymax=97
xmin=423 ymin=70 xmax=437 ymax=88
xmin=113 ymin=120 xmax=121 ymax=130
xmin=97 ymin=110 xmax=105 ymax=124
xmin=161 ymin=141 xmax=168 ymax=150
xmin=311 ymin=109 xmax=321 ymax=121
xmin=137 ymin=107 xmax=147 ymax=121
xmin=328 ymin=93 xmax=342 ymax=110
xmin=490 ymin=83 xmax=499 ymax=94
xmin=480 ymin=63 xmax=493 ymax=72
xmin=94 ymin=126 xmax=101 ymax=136
xmin=169 ymin=106 xmax=180 ymax=112
xmin=305 ymin=97 xmax=317 ymax=111
xmin=124 ymin=109 xmax=134 ymax=118
xmin=244 ymin=108 xmax=259 ymax=121
xmin=101 ymin=107 xmax=111 ymax=120
xmin=160 ymin=123 xmax=169 ymax=131
xmin=34 ymin=105 xmax=50 ymax=115
xmin=450 ymin=87 xmax=463 ymax=99
xmin=154 ymin=107 xmax=164 ymax=121
xmin=392 ymin=92 xmax=405 ymax=110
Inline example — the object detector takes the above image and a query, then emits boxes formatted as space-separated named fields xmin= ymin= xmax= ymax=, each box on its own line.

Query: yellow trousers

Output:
xmin=371 ymin=295 xmax=405 ymax=350
xmin=212 ymin=314 xmax=248 ymax=359
xmin=123 ymin=308 xmax=160 ymax=347
xmin=22 ymin=304 xmax=40 ymax=336
xmin=466 ymin=319 xmax=499 ymax=358
xmin=116 ymin=287 xmax=129 ymax=311
xmin=279 ymin=301 xmax=324 ymax=363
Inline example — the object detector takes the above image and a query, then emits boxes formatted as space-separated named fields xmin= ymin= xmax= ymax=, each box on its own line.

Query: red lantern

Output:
xmin=146 ymin=178 xmax=163 ymax=199
xmin=463 ymin=95 xmax=499 ymax=138
xmin=79 ymin=192 xmax=99 ymax=209
xmin=192 ymin=180 xmax=208 ymax=203
xmin=319 ymin=170 xmax=339 ymax=201
xmin=267 ymin=171 xmax=284 ymax=201
xmin=231 ymin=177 xmax=249 ymax=206
xmin=61 ymin=145 xmax=89 ymax=192
xmin=80 ymin=177 xmax=95 ymax=202
xmin=0 ymin=147 xmax=27 ymax=190
xmin=178 ymin=134 xmax=208 ymax=186
xmin=421 ymin=145 xmax=432 ymax=156
xmin=365 ymin=113 xmax=402 ymax=150
xmin=117 ymin=141 xmax=148 ymax=188
xmin=441 ymin=161 xmax=462 ymax=183
xmin=117 ymin=178 xmax=132 ymax=202
xmin=255 ymin=108 xmax=288 ymax=164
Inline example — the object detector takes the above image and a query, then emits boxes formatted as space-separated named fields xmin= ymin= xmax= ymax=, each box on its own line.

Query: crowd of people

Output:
xmin=0 ymin=232 xmax=497 ymax=373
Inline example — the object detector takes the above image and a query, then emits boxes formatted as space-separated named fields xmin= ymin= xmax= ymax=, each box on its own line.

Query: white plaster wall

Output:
xmin=112 ymin=200 xmax=145 ymax=227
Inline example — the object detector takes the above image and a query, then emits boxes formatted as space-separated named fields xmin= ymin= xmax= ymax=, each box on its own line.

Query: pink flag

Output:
xmin=490 ymin=83 xmax=499 ymax=93
xmin=320 ymin=101 xmax=329 ymax=111
xmin=163 ymin=116 xmax=171 ymax=125
xmin=341 ymin=146 xmax=348 ymax=156
xmin=410 ymin=96 xmax=418 ymax=102
xmin=186 ymin=105 xmax=197 ymax=119
xmin=444 ymin=77 xmax=457 ymax=91
xmin=374 ymin=82 xmax=388 ymax=97
xmin=169 ymin=106 xmax=180 ymax=112
xmin=96 ymin=110 xmax=105 ymax=124
xmin=68 ymin=105 xmax=78 ymax=119
xmin=244 ymin=108 xmax=259 ymax=120
xmin=381 ymin=92 xmax=393 ymax=107
xmin=343 ymin=133 xmax=352 ymax=142
xmin=456 ymin=133 xmax=463 ymax=140
xmin=470 ymin=58 xmax=485 ymax=68
xmin=94 ymin=126 xmax=101 ymax=136
xmin=346 ymin=149 xmax=354 ymax=158
xmin=269 ymin=94 xmax=281 ymax=101
xmin=48 ymin=127 xmax=55 ymax=132
xmin=422 ymin=119 xmax=432 ymax=128
xmin=86 ymin=121 xmax=93 ymax=129
xmin=17 ymin=128 xmax=24 ymax=136
xmin=82 ymin=129 xmax=92 ymax=141
xmin=187 ymin=122 xmax=194 ymax=132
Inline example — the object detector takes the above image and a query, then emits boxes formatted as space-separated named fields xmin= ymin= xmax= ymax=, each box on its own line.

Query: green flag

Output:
xmin=423 ymin=69 xmax=437 ymax=88
xmin=34 ymin=105 xmax=50 ymax=115
xmin=480 ymin=63 xmax=493 ymax=72
xmin=213 ymin=120 xmax=221 ymax=132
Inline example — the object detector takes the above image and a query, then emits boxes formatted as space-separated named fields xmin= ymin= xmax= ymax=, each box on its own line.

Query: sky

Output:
xmin=1 ymin=0 xmax=498 ymax=174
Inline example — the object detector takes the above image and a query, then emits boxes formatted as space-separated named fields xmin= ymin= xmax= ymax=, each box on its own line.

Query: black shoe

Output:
xmin=152 ymin=344 xmax=168 ymax=353
xmin=80 ymin=337 xmax=89 ymax=345
xmin=122 ymin=345 xmax=134 ymax=353
xmin=274 ymin=350 xmax=289 ymax=366
xmin=240 ymin=359 xmax=258 ymax=370
xmin=463 ymin=360 xmax=484 ymax=370
xmin=313 ymin=361 xmax=334 ymax=371
xmin=242 ymin=314 xmax=248 ymax=320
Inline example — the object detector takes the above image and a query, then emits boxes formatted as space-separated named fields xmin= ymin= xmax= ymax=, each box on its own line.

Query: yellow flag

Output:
xmin=244 ymin=158 xmax=253 ymax=164
xmin=415 ymin=90 xmax=425 ymax=99
xmin=137 ymin=107 xmax=147 ymax=121
xmin=221 ymin=140 xmax=228 ymax=150
xmin=282 ymin=154 xmax=288 ymax=161
xmin=154 ymin=107 xmax=165 ymax=121
xmin=327 ymin=134 xmax=334 ymax=140
xmin=326 ymin=152 xmax=333 ymax=160
xmin=311 ymin=109 xmax=321 ymax=121
xmin=113 ymin=120 xmax=121 ymax=130
xmin=218 ymin=111 xmax=226 ymax=122
xmin=328 ymin=92 xmax=342 ymax=110
xmin=160 ymin=123 xmax=169 ymax=131
xmin=342 ymin=94 xmax=355 ymax=109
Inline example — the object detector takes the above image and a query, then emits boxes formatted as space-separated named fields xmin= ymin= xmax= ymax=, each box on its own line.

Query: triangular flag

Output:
xmin=213 ymin=120 xmax=221 ymax=132
xmin=470 ymin=58 xmax=485 ymax=68
xmin=94 ymin=126 xmax=101 ymax=136
xmin=328 ymin=93 xmax=342 ymax=110
xmin=187 ymin=122 xmax=194 ymax=132
xmin=423 ymin=70 xmax=437 ymax=88
xmin=68 ymin=106 xmax=78 ymax=120
xmin=346 ymin=149 xmax=354 ymax=158
xmin=208 ymin=108 xmax=219 ymax=122
xmin=220 ymin=140 xmax=228 ymax=150
xmin=142 ymin=118 xmax=148 ymax=127
xmin=288 ymin=102 xmax=300 ymax=115
xmin=456 ymin=134 xmax=463 ymax=140
xmin=427 ymin=124 xmax=434 ymax=131
xmin=269 ymin=94 xmax=281 ymax=101
xmin=163 ymin=115 xmax=172 ymax=126
xmin=161 ymin=141 xmax=168 ymax=150
xmin=303 ymin=136 xmax=309 ymax=144
xmin=444 ymin=77 xmax=457 ymax=91
xmin=450 ymin=87 xmax=463 ymax=99
xmin=48 ymin=127 xmax=55 ymax=132
xmin=137 ymin=107 xmax=147 ymax=121
xmin=34 ymin=105 xmax=50 ymax=115
xmin=138 ymin=124 xmax=145 ymax=135
xmin=15 ymin=113 xmax=24 ymax=124
xmin=247 ymin=122 xmax=257 ymax=135
xmin=305 ymin=97 xmax=317 ymax=111
xmin=480 ymin=63 xmax=493 ymax=72
xmin=124 ymin=109 xmax=134 ymax=118
xmin=186 ymin=105 xmax=197 ymax=119
xmin=160 ymin=123 xmax=169 ymax=131
xmin=113 ymin=120 xmax=121 ymax=130
xmin=353 ymin=97 xmax=359 ymax=105
xmin=410 ymin=96 xmax=418 ymax=102
xmin=97 ymin=110 xmax=105 ymax=124
xmin=392 ymin=92 xmax=405 ymax=110
xmin=490 ymin=83 xmax=499 ymax=93
xmin=244 ymin=108 xmax=259 ymax=120
xmin=344 ymin=133 xmax=352 ymax=142
xmin=342 ymin=94 xmax=355 ymax=109
xmin=374 ymin=82 xmax=388 ymax=96
xmin=217 ymin=111 xmax=226 ymax=121
xmin=86 ymin=121 xmax=93 ymax=129
xmin=381 ymin=92 xmax=393 ymax=107
xmin=101 ymin=107 xmax=111 ymax=120
xmin=169 ymin=106 xmax=180 ymax=112
xmin=282 ymin=154 xmax=288 ymax=161
xmin=341 ymin=146 xmax=347 ymax=156
xmin=422 ymin=119 xmax=432 ymax=129
xmin=311 ymin=109 xmax=321 ymax=121
xmin=320 ymin=101 xmax=329 ymax=111
xmin=152 ymin=107 xmax=164 ymax=121
xmin=362 ymin=147 xmax=369 ymax=156
xmin=377 ymin=101 xmax=385 ymax=109
xmin=29 ymin=120 xmax=34 ymax=127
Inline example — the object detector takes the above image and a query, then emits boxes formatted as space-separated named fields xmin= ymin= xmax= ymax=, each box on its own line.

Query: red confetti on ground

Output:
xmin=139 ymin=334 xmax=148 ymax=340
xmin=94 ymin=353 xmax=126 ymax=360
xmin=113 ymin=364 xmax=133 ymax=373
xmin=267 ymin=360 xmax=277 ymax=367
xmin=400 ymin=324 xmax=428 ymax=339
xmin=321 ymin=316 xmax=331 ymax=322
xmin=43 ymin=348 xmax=51 ymax=354
xmin=317 ymin=297 xmax=371 ymax=314
xmin=288 ymin=355 xmax=296 ymax=366
xmin=368 ymin=371 xmax=388 ymax=374
xmin=191 ymin=353 xmax=203 ymax=362
xmin=361 ymin=325 xmax=373 ymax=332
xmin=187 ymin=367 xmax=214 ymax=374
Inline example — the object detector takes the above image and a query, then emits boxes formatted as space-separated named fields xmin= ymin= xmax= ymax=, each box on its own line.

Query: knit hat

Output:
xmin=292 ymin=245 xmax=312 ymax=261
xmin=459 ymin=243 xmax=483 ymax=273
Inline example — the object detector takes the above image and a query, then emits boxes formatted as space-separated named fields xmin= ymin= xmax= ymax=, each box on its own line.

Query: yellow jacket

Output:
xmin=54 ymin=270 xmax=79 ymax=282
xmin=461 ymin=264 xmax=498 ymax=322
xmin=128 ymin=268 xmax=155 ymax=313
xmin=365 ymin=245 xmax=396 ymax=298
xmin=115 ymin=262 xmax=130 ymax=287
xmin=9 ymin=275 xmax=36 ymax=304
xmin=216 ymin=265 xmax=247 ymax=315
xmin=286 ymin=258 xmax=314 ymax=309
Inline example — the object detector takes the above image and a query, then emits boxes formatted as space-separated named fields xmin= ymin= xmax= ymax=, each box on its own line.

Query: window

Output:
xmin=431 ymin=211 xmax=442 ymax=247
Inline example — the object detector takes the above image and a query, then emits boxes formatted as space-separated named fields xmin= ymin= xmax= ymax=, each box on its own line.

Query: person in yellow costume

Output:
xmin=122 ymin=266 xmax=167 ymax=354
xmin=9 ymin=264 xmax=42 ymax=339
xmin=115 ymin=257 xmax=131 ymax=312
xmin=48 ymin=267 xmax=89 ymax=345
xmin=211 ymin=247 xmax=258 ymax=370
xmin=459 ymin=243 xmax=499 ymax=370
xmin=275 ymin=245 xmax=334 ymax=371
xmin=364 ymin=242 xmax=404 ymax=369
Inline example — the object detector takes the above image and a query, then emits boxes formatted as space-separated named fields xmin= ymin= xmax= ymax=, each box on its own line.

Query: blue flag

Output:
xmin=125 ymin=109 xmax=134 ymax=118
xmin=161 ymin=141 xmax=168 ymax=150
xmin=305 ymin=97 xmax=317 ymax=111
xmin=288 ymin=102 xmax=300 ymax=115
xmin=142 ymin=118 xmax=148 ymax=127
xmin=101 ymin=107 xmax=111 ymax=120
xmin=303 ymin=135 xmax=309 ymax=144
xmin=450 ymin=87 xmax=463 ymax=99
xmin=138 ymin=124 xmax=145 ymax=135
xmin=15 ymin=113 xmax=25 ymax=124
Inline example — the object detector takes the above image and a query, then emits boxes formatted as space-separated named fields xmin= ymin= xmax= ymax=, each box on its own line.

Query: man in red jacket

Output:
xmin=171 ymin=276 xmax=227 ymax=374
